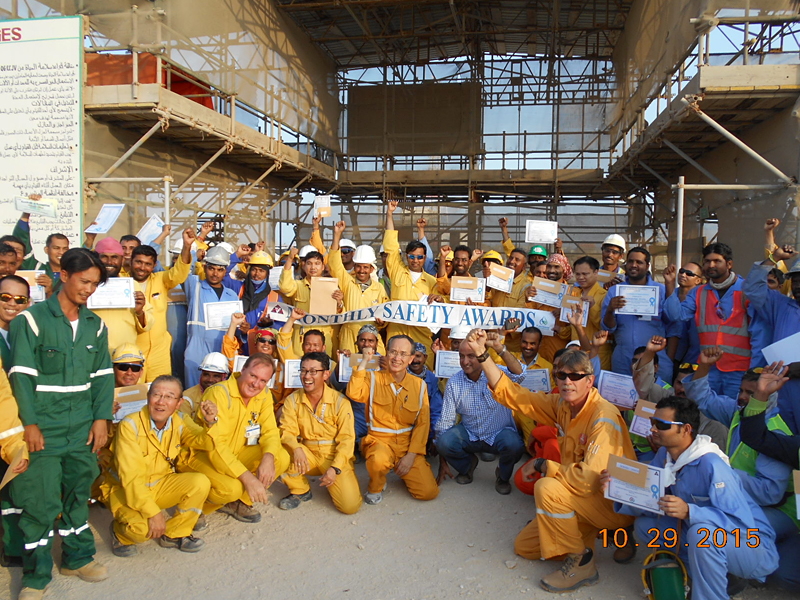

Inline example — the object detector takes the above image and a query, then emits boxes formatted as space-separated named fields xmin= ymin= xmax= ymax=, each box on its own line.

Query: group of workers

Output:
xmin=0 ymin=198 xmax=799 ymax=600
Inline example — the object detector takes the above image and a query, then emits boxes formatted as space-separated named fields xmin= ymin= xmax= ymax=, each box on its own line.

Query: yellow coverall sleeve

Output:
xmin=436 ymin=275 xmax=451 ymax=296
xmin=330 ymin=396 xmax=355 ymax=471
xmin=328 ymin=249 xmax=354 ymax=293
xmin=310 ymin=229 xmax=328 ymax=261
xmin=279 ymin=268 xmax=299 ymax=300
xmin=383 ymin=230 xmax=409 ymax=291
xmin=161 ymin=254 xmax=192 ymax=290
xmin=134 ymin=302 xmax=154 ymax=334
xmin=278 ymin=393 xmax=302 ymax=453
xmin=257 ymin=395 xmax=283 ymax=459
xmin=544 ymin=418 xmax=629 ymax=498
xmin=200 ymin=386 xmax=250 ymax=479
xmin=276 ymin=329 xmax=297 ymax=362
xmin=502 ymin=237 xmax=515 ymax=257
xmin=114 ymin=418 xmax=162 ymax=519
xmin=0 ymin=365 xmax=27 ymax=464
xmin=492 ymin=373 xmax=560 ymax=426
xmin=408 ymin=390 xmax=430 ymax=456
xmin=221 ymin=335 xmax=239 ymax=372
xmin=345 ymin=369 xmax=371 ymax=405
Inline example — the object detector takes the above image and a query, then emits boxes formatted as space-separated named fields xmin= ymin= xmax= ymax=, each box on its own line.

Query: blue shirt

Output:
xmin=436 ymin=367 xmax=525 ymax=444
xmin=409 ymin=366 xmax=443 ymax=435
xmin=150 ymin=416 xmax=171 ymax=443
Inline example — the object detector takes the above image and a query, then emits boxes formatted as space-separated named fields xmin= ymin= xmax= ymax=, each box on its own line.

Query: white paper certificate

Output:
xmin=521 ymin=368 xmax=551 ymax=392
xmin=449 ymin=277 xmax=487 ymax=304
xmin=16 ymin=270 xmax=45 ymax=303
xmin=204 ymin=301 xmax=244 ymax=330
xmin=486 ymin=264 xmax=514 ymax=294
xmin=525 ymin=220 xmax=558 ymax=244
xmin=531 ymin=277 xmax=568 ymax=308
xmin=597 ymin=370 xmax=639 ymax=410
xmin=268 ymin=268 xmax=282 ymax=290
xmin=314 ymin=194 xmax=332 ymax=218
xmin=762 ymin=331 xmax=800 ymax=365
xmin=604 ymin=456 xmax=665 ymax=515
xmin=630 ymin=399 xmax=657 ymax=438
xmin=136 ymin=214 xmax=165 ymax=246
xmin=284 ymin=359 xmax=302 ymax=388
xmin=15 ymin=196 xmax=57 ymax=218
xmin=435 ymin=350 xmax=461 ymax=379
xmin=87 ymin=277 xmax=136 ymax=309
xmin=338 ymin=354 xmax=380 ymax=383
xmin=560 ymin=299 xmax=589 ymax=326
xmin=85 ymin=203 xmax=125 ymax=234
xmin=233 ymin=355 xmax=248 ymax=373
xmin=615 ymin=285 xmax=660 ymax=317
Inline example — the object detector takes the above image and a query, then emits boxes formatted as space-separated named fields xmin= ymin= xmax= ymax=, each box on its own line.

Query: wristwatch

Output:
xmin=476 ymin=350 xmax=491 ymax=363
xmin=499 ymin=345 xmax=508 ymax=355
xmin=332 ymin=466 xmax=341 ymax=475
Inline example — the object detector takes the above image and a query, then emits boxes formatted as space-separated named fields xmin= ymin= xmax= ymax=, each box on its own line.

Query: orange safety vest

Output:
xmin=695 ymin=286 xmax=751 ymax=372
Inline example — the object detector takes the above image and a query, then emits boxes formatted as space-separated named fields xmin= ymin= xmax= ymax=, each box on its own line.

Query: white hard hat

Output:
xmin=218 ymin=242 xmax=235 ymax=254
xmin=340 ymin=238 xmax=356 ymax=250
xmin=299 ymin=245 xmax=317 ymax=259
xmin=170 ymin=238 xmax=198 ymax=254
xmin=199 ymin=352 xmax=230 ymax=374
xmin=449 ymin=324 xmax=473 ymax=340
xmin=602 ymin=234 xmax=627 ymax=253
xmin=353 ymin=245 xmax=377 ymax=265
xmin=204 ymin=245 xmax=231 ymax=267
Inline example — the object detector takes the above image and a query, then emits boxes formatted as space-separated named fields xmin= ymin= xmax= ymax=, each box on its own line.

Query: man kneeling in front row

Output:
xmin=278 ymin=352 xmax=361 ymax=514
xmin=182 ymin=353 xmax=290 ymax=523
xmin=108 ymin=375 xmax=220 ymax=555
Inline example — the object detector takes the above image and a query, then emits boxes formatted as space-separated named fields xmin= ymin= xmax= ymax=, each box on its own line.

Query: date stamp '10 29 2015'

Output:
xmin=600 ymin=528 xmax=761 ymax=549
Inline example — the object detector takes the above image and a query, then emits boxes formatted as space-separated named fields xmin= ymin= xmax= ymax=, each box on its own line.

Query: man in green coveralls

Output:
xmin=9 ymin=248 xmax=114 ymax=599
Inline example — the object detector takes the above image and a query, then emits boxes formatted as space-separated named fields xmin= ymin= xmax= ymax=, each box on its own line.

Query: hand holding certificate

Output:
xmin=630 ymin=400 xmax=657 ymax=438
xmin=597 ymin=370 xmax=639 ymax=410
xmin=614 ymin=285 xmax=659 ymax=317
xmin=85 ymin=204 xmax=125 ymax=234
xmin=204 ymin=301 xmax=244 ymax=330
xmin=87 ymin=277 xmax=136 ymax=309
xmin=531 ymin=277 xmax=568 ymax=308
xmin=15 ymin=196 xmax=57 ymax=218
xmin=449 ymin=276 xmax=486 ymax=304
xmin=604 ymin=455 xmax=665 ymax=515
xmin=136 ymin=214 xmax=165 ymax=246
xmin=521 ymin=368 xmax=551 ymax=392
xmin=435 ymin=350 xmax=461 ymax=379
xmin=486 ymin=264 xmax=514 ymax=294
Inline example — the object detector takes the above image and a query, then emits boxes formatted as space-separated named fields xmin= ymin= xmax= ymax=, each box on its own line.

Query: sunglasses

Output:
xmin=407 ymin=254 xmax=425 ymax=260
xmin=650 ymin=416 xmax=685 ymax=430
xmin=257 ymin=337 xmax=277 ymax=345
xmin=0 ymin=293 xmax=29 ymax=305
xmin=114 ymin=363 xmax=143 ymax=373
xmin=678 ymin=269 xmax=701 ymax=277
xmin=555 ymin=371 xmax=590 ymax=382
xmin=341 ymin=248 xmax=354 ymax=254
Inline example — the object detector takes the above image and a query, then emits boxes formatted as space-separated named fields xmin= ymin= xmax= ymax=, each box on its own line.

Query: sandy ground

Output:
xmin=0 ymin=459 xmax=794 ymax=600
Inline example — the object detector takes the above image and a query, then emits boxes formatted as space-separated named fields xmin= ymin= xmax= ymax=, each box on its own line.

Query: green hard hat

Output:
xmin=529 ymin=245 xmax=548 ymax=258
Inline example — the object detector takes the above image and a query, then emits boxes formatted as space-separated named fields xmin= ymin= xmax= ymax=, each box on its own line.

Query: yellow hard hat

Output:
xmin=482 ymin=250 xmax=502 ymax=263
xmin=249 ymin=251 xmax=274 ymax=268
xmin=112 ymin=343 xmax=145 ymax=364
xmin=445 ymin=251 xmax=454 ymax=261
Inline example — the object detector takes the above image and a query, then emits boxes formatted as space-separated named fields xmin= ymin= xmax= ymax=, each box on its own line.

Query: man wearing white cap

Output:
xmin=329 ymin=222 xmax=389 ymax=354
xmin=601 ymin=234 xmax=626 ymax=276
xmin=180 ymin=352 xmax=230 ymax=420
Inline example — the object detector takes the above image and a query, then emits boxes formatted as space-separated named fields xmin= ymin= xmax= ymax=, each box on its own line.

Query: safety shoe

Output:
xmin=455 ymin=454 xmax=480 ymax=485
xmin=279 ymin=490 xmax=313 ymax=510
xmin=218 ymin=500 xmax=262 ymax=523
xmin=109 ymin=523 xmax=138 ymax=558
xmin=364 ymin=491 xmax=383 ymax=505
xmin=494 ymin=466 xmax=512 ymax=495
xmin=18 ymin=588 xmax=44 ymax=600
xmin=612 ymin=526 xmax=637 ymax=564
xmin=61 ymin=559 xmax=109 ymax=582
xmin=478 ymin=452 xmax=498 ymax=462
xmin=192 ymin=514 xmax=208 ymax=532
xmin=540 ymin=550 xmax=598 ymax=592
xmin=158 ymin=534 xmax=205 ymax=553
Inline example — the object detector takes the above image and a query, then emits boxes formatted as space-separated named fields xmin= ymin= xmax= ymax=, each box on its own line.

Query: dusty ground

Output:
xmin=0 ymin=460 xmax=794 ymax=600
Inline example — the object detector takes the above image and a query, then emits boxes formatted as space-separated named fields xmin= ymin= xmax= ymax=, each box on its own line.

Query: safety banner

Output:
xmin=294 ymin=300 xmax=557 ymax=334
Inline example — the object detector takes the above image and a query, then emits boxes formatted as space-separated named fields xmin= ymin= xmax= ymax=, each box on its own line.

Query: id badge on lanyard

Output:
xmin=245 ymin=424 xmax=261 ymax=446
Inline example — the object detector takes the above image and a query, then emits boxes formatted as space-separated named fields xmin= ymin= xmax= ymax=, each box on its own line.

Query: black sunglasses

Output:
xmin=650 ymin=416 xmax=685 ymax=430
xmin=555 ymin=371 xmax=590 ymax=382
xmin=256 ymin=337 xmax=277 ymax=345
xmin=678 ymin=268 xmax=701 ymax=277
xmin=114 ymin=363 xmax=143 ymax=373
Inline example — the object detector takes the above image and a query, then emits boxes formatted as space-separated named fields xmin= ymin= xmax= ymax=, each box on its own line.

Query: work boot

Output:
xmin=218 ymin=500 xmax=262 ymax=523
xmin=494 ymin=466 xmax=512 ymax=495
xmin=540 ymin=550 xmax=599 ymax=592
xmin=18 ymin=588 xmax=44 ymax=600
xmin=193 ymin=514 xmax=208 ymax=532
xmin=158 ymin=534 xmax=205 ymax=553
xmin=109 ymin=522 xmax=138 ymax=558
xmin=612 ymin=526 xmax=637 ymax=564
xmin=455 ymin=454 xmax=480 ymax=484
xmin=478 ymin=452 xmax=498 ymax=462
xmin=61 ymin=560 xmax=109 ymax=582
xmin=278 ymin=490 xmax=313 ymax=510
xmin=364 ymin=484 xmax=386 ymax=505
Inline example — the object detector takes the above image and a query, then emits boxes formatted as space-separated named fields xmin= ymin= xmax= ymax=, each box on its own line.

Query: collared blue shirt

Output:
xmin=436 ymin=366 xmax=525 ymax=444
xmin=150 ymin=416 xmax=171 ymax=443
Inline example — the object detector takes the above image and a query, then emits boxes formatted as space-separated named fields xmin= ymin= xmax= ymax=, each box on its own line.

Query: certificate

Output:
xmin=87 ymin=277 xmax=136 ymax=309
xmin=136 ymin=214 xmax=165 ymax=246
xmin=531 ymin=277 xmax=568 ymax=308
xmin=615 ymin=285 xmax=659 ymax=317
xmin=338 ymin=353 xmax=380 ymax=383
xmin=264 ymin=301 xmax=293 ymax=322
xmin=604 ymin=455 xmax=665 ymax=515
xmin=525 ymin=220 xmax=558 ymax=244
xmin=233 ymin=355 xmax=248 ymax=373
xmin=435 ymin=350 xmax=461 ymax=379
xmin=0 ymin=447 xmax=25 ymax=490
xmin=204 ymin=301 xmax=243 ymax=330
xmin=309 ymin=277 xmax=339 ymax=315
xmin=284 ymin=359 xmax=302 ymax=388
xmin=596 ymin=269 xmax=618 ymax=284
xmin=560 ymin=297 xmax=589 ymax=326
xmin=268 ymin=268 xmax=282 ymax=290
xmin=521 ymin=368 xmax=551 ymax=392
xmin=113 ymin=384 xmax=150 ymax=424
xmin=85 ymin=203 xmax=125 ymax=234
xmin=486 ymin=263 xmax=514 ymax=294
xmin=762 ymin=331 xmax=800 ymax=365
xmin=630 ymin=399 xmax=657 ymax=438
xmin=314 ymin=194 xmax=331 ymax=218
xmin=449 ymin=276 xmax=486 ymax=304
xmin=16 ymin=270 xmax=46 ymax=303
xmin=15 ymin=196 xmax=57 ymax=218
xmin=597 ymin=370 xmax=639 ymax=410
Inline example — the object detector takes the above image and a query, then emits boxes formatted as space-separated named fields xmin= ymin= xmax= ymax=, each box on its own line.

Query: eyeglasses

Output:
xmin=150 ymin=392 xmax=179 ymax=401
xmin=678 ymin=269 xmax=701 ymax=278
xmin=407 ymin=254 xmax=425 ymax=260
xmin=0 ymin=293 xmax=29 ymax=305
xmin=678 ymin=363 xmax=698 ymax=371
xmin=256 ymin=337 xmax=277 ymax=345
xmin=650 ymin=416 xmax=685 ymax=430
xmin=387 ymin=350 xmax=412 ymax=358
xmin=299 ymin=368 xmax=326 ymax=376
xmin=554 ymin=371 xmax=590 ymax=382
xmin=114 ymin=363 xmax=143 ymax=373
xmin=603 ymin=247 xmax=622 ymax=255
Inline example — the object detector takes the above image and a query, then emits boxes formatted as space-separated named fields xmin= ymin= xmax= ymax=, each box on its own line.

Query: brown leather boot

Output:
xmin=540 ymin=550 xmax=599 ymax=592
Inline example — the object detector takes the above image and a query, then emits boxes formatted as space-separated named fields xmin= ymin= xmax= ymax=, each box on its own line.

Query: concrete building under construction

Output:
xmin=3 ymin=0 xmax=800 ymax=268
